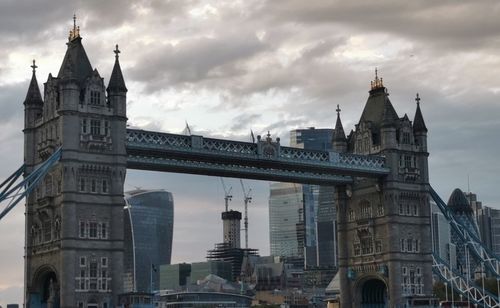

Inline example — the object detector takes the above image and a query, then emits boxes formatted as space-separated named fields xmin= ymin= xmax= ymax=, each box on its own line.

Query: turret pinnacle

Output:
xmin=58 ymin=15 xmax=93 ymax=85
xmin=413 ymin=93 xmax=428 ymax=133
xmin=24 ymin=60 xmax=43 ymax=106
xmin=107 ymin=44 xmax=127 ymax=93
xmin=333 ymin=104 xmax=346 ymax=141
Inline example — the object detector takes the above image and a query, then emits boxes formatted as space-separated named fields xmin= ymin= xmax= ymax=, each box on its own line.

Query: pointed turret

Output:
xmin=24 ymin=60 xmax=43 ymax=106
xmin=333 ymin=105 xmax=347 ymax=153
xmin=359 ymin=69 xmax=398 ymax=129
xmin=57 ymin=15 xmax=93 ymax=85
xmin=107 ymin=44 xmax=127 ymax=93
xmin=413 ymin=93 xmax=427 ymax=133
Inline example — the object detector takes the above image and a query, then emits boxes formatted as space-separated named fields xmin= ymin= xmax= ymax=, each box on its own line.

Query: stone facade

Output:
xmin=23 ymin=25 xmax=127 ymax=308
xmin=334 ymin=76 xmax=433 ymax=307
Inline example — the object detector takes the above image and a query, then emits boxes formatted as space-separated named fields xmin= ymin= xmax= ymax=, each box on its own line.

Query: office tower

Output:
xmin=123 ymin=189 xmax=174 ymax=292
xmin=159 ymin=263 xmax=191 ymax=290
xmin=269 ymin=128 xmax=336 ymax=268
xmin=431 ymin=201 xmax=457 ymax=269
xmin=269 ymin=182 xmax=306 ymax=259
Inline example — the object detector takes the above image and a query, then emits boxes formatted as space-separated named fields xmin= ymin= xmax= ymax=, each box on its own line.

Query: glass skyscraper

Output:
xmin=269 ymin=128 xmax=337 ymax=268
xmin=123 ymin=189 xmax=174 ymax=292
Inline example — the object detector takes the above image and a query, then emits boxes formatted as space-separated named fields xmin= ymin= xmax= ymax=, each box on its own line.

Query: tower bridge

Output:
xmin=0 ymin=19 xmax=499 ymax=308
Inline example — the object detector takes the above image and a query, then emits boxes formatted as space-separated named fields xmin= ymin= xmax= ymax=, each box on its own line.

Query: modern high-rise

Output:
xmin=123 ymin=189 xmax=174 ymax=292
xmin=269 ymin=128 xmax=337 ymax=268
xmin=269 ymin=182 xmax=305 ymax=259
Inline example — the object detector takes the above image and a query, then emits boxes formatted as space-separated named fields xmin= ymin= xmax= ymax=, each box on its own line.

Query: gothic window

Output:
xmin=377 ymin=204 xmax=384 ymax=216
xmin=81 ymin=119 xmax=88 ymax=134
xmin=348 ymin=209 xmax=355 ymax=221
xmin=353 ymin=243 xmax=361 ymax=256
xmin=79 ymin=221 xmax=86 ymax=238
xmin=89 ymin=261 xmax=98 ymax=290
xmin=90 ymin=119 xmax=101 ymax=136
xmin=89 ymin=222 xmax=98 ymax=239
xmin=375 ymin=240 xmax=382 ymax=253
xmin=402 ymin=132 xmax=411 ymax=144
xmin=101 ymin=257 xmax=108 ymax=267
xmin=89 ymin=261 xmax=97 ymax=278
xmin=42 ymin=216 xmax=52 ymax=242
xmin=57 ymin=180 xmax=62 ymax=194
xmin=102 ymin=179 xmax=108 ymax=193
xmin=406 ymin=204 xmax=410 ymax=215
xmin=404 ymin=155 xmax=412 ymax=168
xmin=79 ymin=178 xmax=86 ymax=192
xmin=100 ymin=223 xmax=108 ymax=239
xmin=399 ymin=203 xmax=404 ymax=215
xmin=90 ymin=91 xmax=101 ymax=105
xmin=54 ymin=218 xmax=60 ymax=239
xmin=359 ymin=201 xmax=371 ymax=219
xmin=91 ymin=179 xmax=97 ymax=193
xmin=413 ymin=204 xmax=418 ymax=216
xmin=361 ymin=237 xmax=373 ymax=254
xmin=407 ymin=238 xmax=413 ymax=252
xmin=80 ymin=256 xmax=86 ymax=267
xmin=401 ymin=239 xmax=406 ymax=252
xmin=104 ymin=121 xmax=110 ymax=136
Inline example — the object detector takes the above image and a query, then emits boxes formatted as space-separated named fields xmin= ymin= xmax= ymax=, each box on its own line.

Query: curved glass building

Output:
xmin=124 ymin=189 xmax=174 ymax=292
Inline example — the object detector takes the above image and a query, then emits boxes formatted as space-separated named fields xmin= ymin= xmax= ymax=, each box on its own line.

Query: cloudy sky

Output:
xmin=1 ymin=0 xmax=500 ymax=304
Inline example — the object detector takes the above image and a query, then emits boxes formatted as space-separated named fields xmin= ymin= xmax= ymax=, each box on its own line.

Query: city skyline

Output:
xmin=1 ymin=1 xmax=500 ymax=305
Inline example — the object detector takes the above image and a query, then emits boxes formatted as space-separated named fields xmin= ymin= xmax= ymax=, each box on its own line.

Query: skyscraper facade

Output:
xmin=222 ymin=210 xmax=242 ymax=248
xmin=268 ymin=128 xmax=337 ymax=268
xmin=269 ymin=182 xmax=305 ymax=259
xmin=123 ymin=189 xmax=174 ymax=292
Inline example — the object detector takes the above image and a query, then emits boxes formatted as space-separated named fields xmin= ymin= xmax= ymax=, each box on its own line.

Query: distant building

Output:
xmin=269 ymin=182 xmax=305 ymax=260
xmin=206 ymin=242 xmax=258 ymax=281
xmin=190 ymin=261 xmax=232 ymax=282
xmin=431 ymin=200 xmax=457 ymax=269
xmin=159 ymin=263 xmax=191 ymax=290
xmin=269 ymin=127 xmax=337 ymax=269
xmin=157 ymin=292 xmax=252 ymax=308
xmin=123 ymin=190 xmax=174 ymax=292
xmin=6 ymin=305 xmax=19 ymax=308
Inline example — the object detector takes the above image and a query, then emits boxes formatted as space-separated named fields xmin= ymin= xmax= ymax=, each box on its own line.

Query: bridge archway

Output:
xmin=356 ymin=277 xmax=388 ymax=308
xmin=29 ymin=266 xmax=60 ymax=308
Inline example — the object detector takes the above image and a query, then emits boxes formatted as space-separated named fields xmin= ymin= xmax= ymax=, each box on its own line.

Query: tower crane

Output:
xmin=220 ymin=178 xmax=232 ymax=212
xmin=240 ymin=179 xmax=252 ymax=249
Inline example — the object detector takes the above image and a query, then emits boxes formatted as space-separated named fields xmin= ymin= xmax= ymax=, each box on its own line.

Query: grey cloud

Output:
xmin=261 ymin=0 xmax=500 ymax=51
xmin=229 ymin=113 xmax=262 ymax=131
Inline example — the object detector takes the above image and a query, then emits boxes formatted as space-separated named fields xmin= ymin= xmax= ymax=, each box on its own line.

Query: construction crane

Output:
xmin=240 ymin=179 xmax=252 ymax=249
xmin=220 ymin=178 xmax=232 ymax=212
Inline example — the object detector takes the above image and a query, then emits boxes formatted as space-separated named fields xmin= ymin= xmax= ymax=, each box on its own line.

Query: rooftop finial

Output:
xmin=31 ymin=59 xmax=38 ymax=73
xmin=69 ymin=14 xmax=81 ymax=41
xmin=371 ymin=67 xmax=384 ymax=90
xmin=415 ymin=93 xmax=421 ymax=105
xmin=114 ymin=44 xmax=121 ymax=59
xmin=336 ymin=104 xmax=341 ymax=115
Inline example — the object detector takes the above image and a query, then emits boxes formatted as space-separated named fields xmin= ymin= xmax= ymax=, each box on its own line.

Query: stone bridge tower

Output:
xmin=335 ymin=72 xmax=433 ymax=307
xmin=23 ymin=19 xmax=127 ymax=308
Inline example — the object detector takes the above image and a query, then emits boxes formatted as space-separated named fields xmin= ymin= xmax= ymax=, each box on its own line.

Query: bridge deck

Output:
xmin=125 ymin=129 xmax=389 ymax=184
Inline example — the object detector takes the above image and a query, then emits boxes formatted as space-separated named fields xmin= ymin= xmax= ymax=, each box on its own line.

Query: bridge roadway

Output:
xmin=125 ymin=128 xmax=389 ymax=185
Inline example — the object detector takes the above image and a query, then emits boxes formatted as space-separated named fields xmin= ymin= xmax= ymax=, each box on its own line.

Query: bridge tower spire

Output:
xmin=333 ymin=104 xmax=347 ymax=153
xmin=336 ymin=73 xmax=434 ymax=307
xmin=24 ymin=18 xmax=127 ymax=307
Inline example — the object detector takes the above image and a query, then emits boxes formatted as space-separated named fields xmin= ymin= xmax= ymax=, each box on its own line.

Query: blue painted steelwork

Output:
xmin=125 ymin=129 xmax=389 ymax=184
xmin=0 ymin=148 xmax=61 ymax=221
xmin=431 ymin=187 xmax=500 ymax=307
xmin=433 ymin=254 xmax=500 ymax=307
xmin=430 ymin=187 xmax=500 ymax=278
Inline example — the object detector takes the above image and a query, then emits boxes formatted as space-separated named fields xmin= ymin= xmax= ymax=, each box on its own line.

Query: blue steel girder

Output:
xmin=125 ymin=129 xmax=389 ymax=184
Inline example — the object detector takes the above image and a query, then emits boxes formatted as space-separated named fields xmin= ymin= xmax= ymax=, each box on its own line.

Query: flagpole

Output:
xmin=150 ymin=261 xmax=153 ymax=294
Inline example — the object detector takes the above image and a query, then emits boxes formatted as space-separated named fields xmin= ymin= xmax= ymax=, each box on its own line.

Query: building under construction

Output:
xmin=207 ymin=242 xmax=258 ymax=282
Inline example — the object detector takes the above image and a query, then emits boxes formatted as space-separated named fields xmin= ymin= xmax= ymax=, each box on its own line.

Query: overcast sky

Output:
xmin=1 ymin=0 xmax=500 ymax=305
